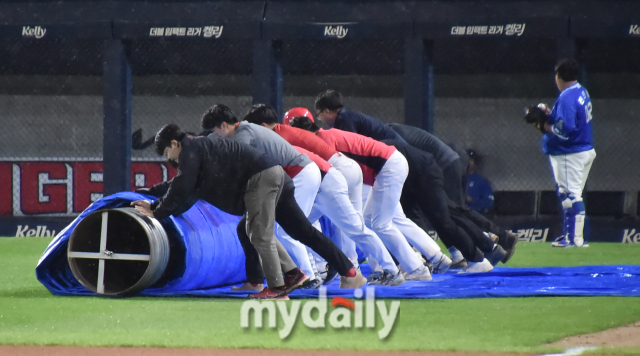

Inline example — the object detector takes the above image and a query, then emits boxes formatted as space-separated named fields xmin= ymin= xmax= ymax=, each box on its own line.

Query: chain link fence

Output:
xmin=2 ymin=34 xmax=639 ymax=216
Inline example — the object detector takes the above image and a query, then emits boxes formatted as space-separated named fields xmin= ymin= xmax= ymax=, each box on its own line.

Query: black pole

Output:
xmin=252 ymin=39 xmax=283 ymax=121
xmin=103 ymin=40 xmax=132 ymax=195
xmin=404 ymin=38 xmax=434 ymax=132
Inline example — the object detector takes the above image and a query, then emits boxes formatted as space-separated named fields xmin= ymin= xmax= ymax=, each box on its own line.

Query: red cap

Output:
xmin=283 ymin=107 xmax=314 ymax=125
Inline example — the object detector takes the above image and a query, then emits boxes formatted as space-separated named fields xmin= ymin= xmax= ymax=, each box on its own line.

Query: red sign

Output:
xmin=0 ymin=161 xmax=177 ymax=216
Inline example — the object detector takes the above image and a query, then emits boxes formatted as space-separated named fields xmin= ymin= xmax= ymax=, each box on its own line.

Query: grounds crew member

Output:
xmin=131 ymin=124 xmax=306 ymax=300
xmin=201 ymin=105 xmax=366 ymax=289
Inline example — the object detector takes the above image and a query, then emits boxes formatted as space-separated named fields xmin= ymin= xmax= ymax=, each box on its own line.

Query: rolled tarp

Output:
xmin=36 ymin=192 xmax=246 ymax=296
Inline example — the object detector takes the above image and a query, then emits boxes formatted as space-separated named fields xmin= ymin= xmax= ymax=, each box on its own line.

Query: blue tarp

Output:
xmin=36 ymin=192 xmax=246 ymax=296
xmin=144 ymin=263 xmax=640 ymax=299
xmin=37 ymin=193 xmax=640 ymax=299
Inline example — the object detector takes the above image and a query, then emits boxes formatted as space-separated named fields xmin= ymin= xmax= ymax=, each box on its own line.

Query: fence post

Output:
xmin=555 ymin=37 xmax=588 ymax=87
xmin=404 ymin=38 xmax=434 ymax=132
xmin=253 ymin=39 xmax=283 ymax=121
xmin=103 ymin=40 xmax=132 ymax=195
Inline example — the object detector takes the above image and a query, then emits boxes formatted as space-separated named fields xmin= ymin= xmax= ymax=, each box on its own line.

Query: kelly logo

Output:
xmin=240 ymin=287 xmax=399 ymax=339
xmin=15 ymin=225 xmax=56 ymax=237
xmin=630 ymin=25 xmax=640 ymax=36
xmin=22 ymin=26 xmax=46 ymax=39
xmin=324 ymin=25 xmax=348 ymax=38
xmin=622 ymin=229 xmax=640 ymax=243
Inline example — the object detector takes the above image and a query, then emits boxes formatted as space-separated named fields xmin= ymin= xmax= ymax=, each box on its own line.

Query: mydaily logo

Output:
xmin=240 ymin=287 xmax=399 ymax=339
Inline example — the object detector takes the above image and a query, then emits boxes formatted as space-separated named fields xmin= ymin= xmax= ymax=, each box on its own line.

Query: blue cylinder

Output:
xmin=36 ymin=192 xmax=246 ymax=296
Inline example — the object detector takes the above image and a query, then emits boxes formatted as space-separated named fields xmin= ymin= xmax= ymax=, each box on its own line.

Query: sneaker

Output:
xmin=339 ymin=268 xmax=367 ymax=289
xmin=424 ymin=259 xmax=433 ymax=273
xmin=404 ymin=265 xmax=432 ymax=281
xmin=499 ymin=231 xmax=518 ymax=263
xmin=366 ymin=271 xmax=384 ymax=283
xmin=486 ymin=232 xmax=500 ymax=244
xmin=284 ymin=269 xmax=309 ymax=293
xmin=485 ymin=245 xmax=507 ymax=266
xmin=247 ymin=287 xmax=289 ymax=300
xmin=551 ymin=238 xmax=574 ymax=248
xmin=299 ymin=278 xmax=322 ymax=289
xmin=431 ymin=254 xmax=452 ymax=274
xmin=322 ymin=265 xmax=339 ymax=286
xmin=369 ymin=270 xmax=405 ymax=286
xmin=232 ymin=282 xmax=264 ymax=291
xmin=450 ymin=258 xmax=468 ymax=269
xmin=460 ymin=258 xmax=493 ymax=273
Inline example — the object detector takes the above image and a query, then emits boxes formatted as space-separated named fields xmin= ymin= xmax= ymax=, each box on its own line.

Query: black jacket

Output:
xmin=334 ymin=109 xmax=405 ymax=142
xmin=387 ymin=123 xmax=459 ymax=170
xmin=150 ymin=135 xmax=277 ymax=219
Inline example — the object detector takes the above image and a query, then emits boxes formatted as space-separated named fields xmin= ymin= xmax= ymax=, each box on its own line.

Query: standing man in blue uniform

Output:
xmin=526 ymin=59 xmax=596 ymax=248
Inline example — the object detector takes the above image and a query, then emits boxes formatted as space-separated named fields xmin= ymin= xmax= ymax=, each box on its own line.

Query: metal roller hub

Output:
xmin=67 ymin=208 xmax=170 ymax=296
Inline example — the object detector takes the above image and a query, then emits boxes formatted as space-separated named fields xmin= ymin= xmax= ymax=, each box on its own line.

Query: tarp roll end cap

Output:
xmin=67 ymin=208 xmax=170 ymax=296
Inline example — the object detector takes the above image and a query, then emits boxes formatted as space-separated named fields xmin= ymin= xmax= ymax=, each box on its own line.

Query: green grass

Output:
xmin=1 ymin=237 xmax=639 ymax=353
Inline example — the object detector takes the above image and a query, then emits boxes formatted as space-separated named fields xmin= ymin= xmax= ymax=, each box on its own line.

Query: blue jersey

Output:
xmin=542 ymin=83 xmax=594 ymax=155
xmin=466 ymin=173 xmax=494 ymax=213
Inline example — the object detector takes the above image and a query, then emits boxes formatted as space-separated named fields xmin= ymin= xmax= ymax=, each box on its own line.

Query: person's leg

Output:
xmin=551 ymin=149 xmax=596 ymax=247
xmin=244 ymin=167 xmax=296 ymax=289
xmin=448 ymin=206 xmax=495 ymax=253
xmin=330 ymin=155 xmax=364 ymax=213
xmin=363 ymin=151 xmax=423 ymax=273
xmin=275 ymin=225 xmax=316 ymax=279
xmin=442 ymin=159 xmax=466 ymax=208
xmin=418 ymin=183 xmax=485 ymax=263
xmin=236 ymin=217 xmax=265 ymax=285
xmin=274 ymin=163 xmax=322 ymax=278
xmin=314 ymin=168 xmax=398 ymax=274
xmin=275 ymin=178 xmax=355 ymax=276
xmin=392 ymin=203 xmax=442 ymax=261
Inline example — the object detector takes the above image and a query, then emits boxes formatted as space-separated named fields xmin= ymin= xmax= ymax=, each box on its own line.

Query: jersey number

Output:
xmin=585 ymin=102 xmax=593 ymax=123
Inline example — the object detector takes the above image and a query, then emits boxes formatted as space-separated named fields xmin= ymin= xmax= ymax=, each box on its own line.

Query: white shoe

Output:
xmin=431 ymin=254 xmax=452 ymax=274
xmin=460 ymin=258 xmax=493 ymax=273
xmin=413 ymin=247 xmax=427 ymax=264
xmin=405 ymin=265 xmax=432 ymax=281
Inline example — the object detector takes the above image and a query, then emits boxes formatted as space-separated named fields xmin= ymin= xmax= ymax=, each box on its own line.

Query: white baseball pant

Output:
xmin=362 ymin=150 xmax=423 ymax=273
xmin=307 ymin=167 xmax=399 ymax=274
xmin=276 ymin=162 xmax=321 ymax=279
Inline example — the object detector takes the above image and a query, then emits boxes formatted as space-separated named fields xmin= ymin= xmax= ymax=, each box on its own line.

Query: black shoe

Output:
xmin=450 ymin=258 xmax=468 ymax=269
xmin=485 ymin=245 xmax=507 ymax=266
xmin=499 ymin=231 xmax=518 ymax=263
xmin=299 ymin=278 xmax=322 ymax=289
xmin=322 ymin=265 xmax=339 ymax=286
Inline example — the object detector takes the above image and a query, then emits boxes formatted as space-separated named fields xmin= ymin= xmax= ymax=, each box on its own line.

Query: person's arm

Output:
xmin=136 ymin=179 xmax=172 ymax=198
xmin=149 ymin=148 xmax=201 ymax=219
xmin=333 ymin=112 xmax=357 ymax=133
xmin=546 ymin=100 xmax=576 ymax=140
xmin=233 ymin=126 xmax=258 ymax=148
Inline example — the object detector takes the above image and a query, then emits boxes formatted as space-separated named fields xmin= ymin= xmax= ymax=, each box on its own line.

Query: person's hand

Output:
xmin=131 ymin=200 xmax=154 ymax=217
xmin=466 ymin=196 xmax=472 ymax=203
xmin=544 ymin=122 xmax=553 ymax=133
